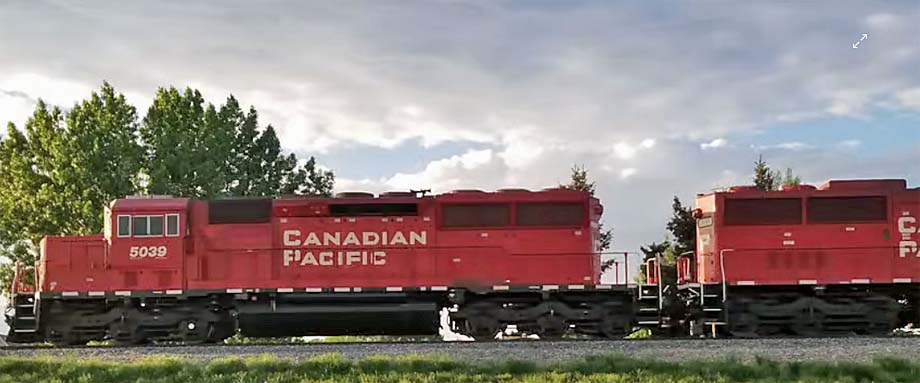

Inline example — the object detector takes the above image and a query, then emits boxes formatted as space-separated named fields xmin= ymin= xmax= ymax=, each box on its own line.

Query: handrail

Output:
xmin=656 ymin=253 xmax=663 ymax=310
xmin=719 ymin=249 xmax=734 ymax=302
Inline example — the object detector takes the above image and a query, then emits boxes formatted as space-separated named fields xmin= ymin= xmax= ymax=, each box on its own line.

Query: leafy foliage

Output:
xmin=0 ymin=84 xmax=144 ymax=291
xmin=781 ymin=167 xmax=801 ymax=188
xmin=141 ymin=88 xmax=334 ymax=198
xmin=560 ymin=165 xmax=615 ymax=272
xmin=0 ymin=83 xmax=334 ymax=294
xmin=753 ymin=155 xmax=800 ymax=191
xmin=753 ymin=155 xmax=780 ymax=191
xmin=637 ymin=196 xmax=696 ymax=284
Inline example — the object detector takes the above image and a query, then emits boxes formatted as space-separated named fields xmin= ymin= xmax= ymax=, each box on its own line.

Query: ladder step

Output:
xmin=639 ymin=296 xmax=658 ymax=300
xmin=638 ymin=307 xmax=658 ymax=312
xmin=703 ymin=321 xmax=727 ymax=326
xmin=703 ymin=308 xmax=722 ymax=312
xmin=703 ymin=294 xmax=719 ymax=298
xmin=13 ymin=329 xmax=37 ymax=333
xmin=16 ymin=316 xmax=36 ymax=320
xmin=638 ymin=320 xmax=660 ymax=325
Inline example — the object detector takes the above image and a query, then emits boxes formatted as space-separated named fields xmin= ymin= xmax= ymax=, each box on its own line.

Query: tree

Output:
xmin=781 ymin=167 xmax=801 ymax=188
xmin=637 ymin=196 xmax=696 ymax=284
xmin=1 ymin=83 xmax=335 ymax=294
xmin=561 ymin=165 xmax=614 ymax=271
xmin=0 ymin=84 xmax=143 ymax=293
xmin=665 ymin=197 xmax=696 ymax=255
xmin=141 ymin=87 xmax=334 ymax=198
xmin=753 ymin=155 xmax=780 ymax=191
xmin=753 ymin=155 xmax=801 ymax=191
xmin=562 ymin=165 xmax=595 ymax=195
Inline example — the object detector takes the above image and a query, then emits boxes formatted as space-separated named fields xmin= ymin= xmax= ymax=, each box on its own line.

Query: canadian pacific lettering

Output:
xmin=898 ymin=212 xmax=918 ymax=258
xmin=281 ymin=230 xmax=427 ymax=267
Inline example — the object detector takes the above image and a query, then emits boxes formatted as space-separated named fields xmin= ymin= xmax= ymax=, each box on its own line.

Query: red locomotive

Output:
xmin=679 ymin=179 xmax=920 ymax=336
xmin=6 ymin=188 xmax=658 ymax=344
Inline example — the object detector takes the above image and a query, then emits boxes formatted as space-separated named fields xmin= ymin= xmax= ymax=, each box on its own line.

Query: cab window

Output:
xmin=117 ymin=215 xmax=131 ymax=237
xmin=166 ymin=214 xmax=180 ymax=236
xmin=131 ymin=215 xmax=165 ymax=237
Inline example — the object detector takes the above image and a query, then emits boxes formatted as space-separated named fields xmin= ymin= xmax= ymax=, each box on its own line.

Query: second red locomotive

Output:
xmin=679 ymin=179 xmax=920 ymax=336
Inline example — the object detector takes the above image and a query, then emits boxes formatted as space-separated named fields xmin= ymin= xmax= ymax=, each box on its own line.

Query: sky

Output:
xmin=1 ymin=0 xmax=919 ymax=256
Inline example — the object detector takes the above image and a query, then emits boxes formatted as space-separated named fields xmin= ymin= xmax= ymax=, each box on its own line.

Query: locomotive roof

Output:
xmin=111 ymin=188 xmax=591 ymax=209
xmin=110 ymin=197 xmax=191 ymax=211
xmin=702 ymin=178 xmax=913 ymax=197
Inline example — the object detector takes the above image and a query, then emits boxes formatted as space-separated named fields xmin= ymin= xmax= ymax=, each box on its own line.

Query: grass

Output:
xmin=1 ymin=353 xmax=919 ymax=382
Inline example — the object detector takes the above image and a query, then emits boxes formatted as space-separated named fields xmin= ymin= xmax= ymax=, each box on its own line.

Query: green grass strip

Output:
xmin=1 ymin=353 xmax=919 ymax=382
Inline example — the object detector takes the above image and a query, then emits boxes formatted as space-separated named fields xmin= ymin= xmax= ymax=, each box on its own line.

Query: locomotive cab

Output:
xmin=105 ymin=197 xmax=190 ymax=292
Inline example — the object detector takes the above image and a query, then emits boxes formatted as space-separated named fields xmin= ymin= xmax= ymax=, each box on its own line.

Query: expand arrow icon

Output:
xmin=852 ymin=33 xmax=868 ymax=49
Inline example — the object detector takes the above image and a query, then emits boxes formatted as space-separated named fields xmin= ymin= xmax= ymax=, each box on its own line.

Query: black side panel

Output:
xmin=208 ymin=199 xmax=272 ymax=224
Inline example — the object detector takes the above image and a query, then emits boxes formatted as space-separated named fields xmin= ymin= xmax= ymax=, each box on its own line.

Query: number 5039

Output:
xmin=129 ymin=246 xmax=167 ymax=259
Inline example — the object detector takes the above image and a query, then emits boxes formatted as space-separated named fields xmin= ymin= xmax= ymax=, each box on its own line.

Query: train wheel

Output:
xmin=536 ymin=315 xmax=566 ymax=341
xmin=108 ymin=321 xmax=147 ymax=345
xmin=728 ymin=312 xmax=760 ymax=338
xmin=598 ymin=314 xmax=629 ymax=338
xmin=464 ymin=316 xmax=500 ymax=341
xmin=46 ymin=326 xmax=84 ymax=346
xmin=178 ymin=319 xmax=212 ymax=343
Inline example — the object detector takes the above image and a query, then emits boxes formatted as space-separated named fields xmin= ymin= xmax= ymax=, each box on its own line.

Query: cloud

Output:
xmin=1 ymin=2 xmax=918 ymax=154
xmin=896 ymin=88 xmax=920 ymax=110
xmin=0 ymin=89 xmax=37 ymax=130
xmin=383 ymin=149 xmax=497 ymax=191
xmin=700 ymin=138 xmax=728 ymax=150
xmin=1 ymin=1 xmax=919 ymax=252
xmin=620 ymin=168 xmax=638 ymax=179
xmin=836 ymin=139 xmax=862 ymax=149
xmin=754 ymin=142 xmax=815 ymax=151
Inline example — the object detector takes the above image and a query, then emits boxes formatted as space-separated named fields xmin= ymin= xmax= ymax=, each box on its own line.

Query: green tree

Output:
xmin=142 ymin=88 xmax=334 ymax=198
xmin=561 ymin=165 xmax=614 ymax=271
xmin=753 ymin=155 xmax=781 ymax=191
xmin=0 ymin=84 xmax=143 ymax=292
xmin=782 ymin=167 xmax=801 ymax=188
xmin=1 ymin=83 xmax=335 ymax=294
xmin=637 ymin=197 xmax=695 ymax=284
xmin=665 ymin=197 xmax=696 ymax=255
xmin=753 ymin=155 xmax=801 ymax=191
xmin=141 ymin=87 xmax=230 ymax=198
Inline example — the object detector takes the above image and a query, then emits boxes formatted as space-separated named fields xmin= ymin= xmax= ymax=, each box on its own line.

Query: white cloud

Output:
xmin=836 ymin=139 xmax=862 ymax=149
xmin=0 ymin=90 xmax=36 ymax=130
xmin=620 ymin=168 xmax=638 ymax=179
xmin=612 ymin=142 xmax=637 ymax=159
xmin=0 ymin=2 xmax=919 ymax=252
xmin=700 ymin=138 xmax=728 ymax=150
xmin=497 ymin=128 xmax=550 ymax=169
xmin=865 ymin=13 xmax=897 ymax=29
xmin=384 ymin=149 xmax=496 ymax=191
xmin=1 ymin=2 xmax=917 ymax=154
xmin=896 ymin=88 xmax=920 ymax=110
xmin=755 ymin=142 xmax=815 ymax=151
